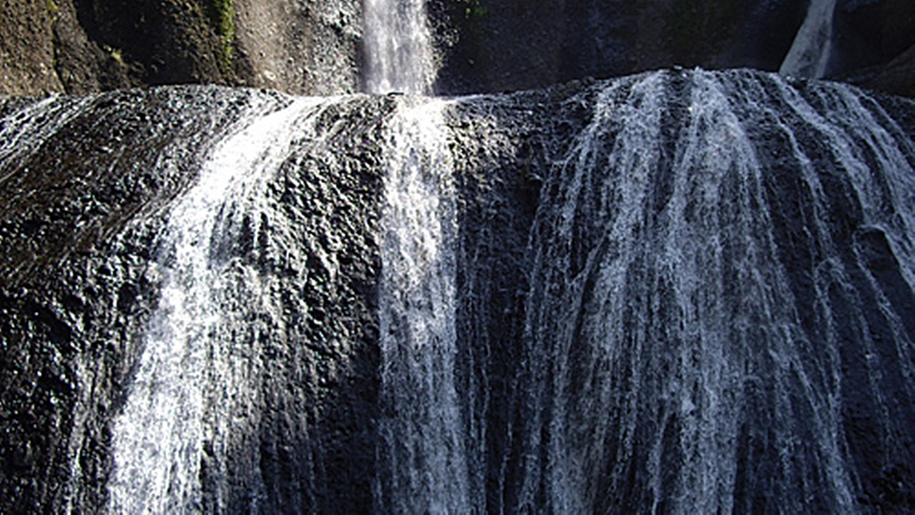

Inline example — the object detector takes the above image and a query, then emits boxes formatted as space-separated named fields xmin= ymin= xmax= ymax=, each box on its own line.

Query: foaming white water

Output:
xmin=779 ymin=0 xmax=838 ymax=79
xmin=107 ymin=97 xmax=326 ymax=514
xmin=374 ymin=98 xmax=473 ymax=513
xmin=363 ymin=0 xmax=436 ymax=94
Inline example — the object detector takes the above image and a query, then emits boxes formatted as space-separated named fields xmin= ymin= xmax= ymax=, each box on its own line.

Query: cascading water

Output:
xmin=373 ymin=98 xmax=474 ymax=513
xmin=0 ymin=96 xmax=93 ymax=177
xmin=2 ymin=67 xmax=915 ymax=514
xmin=363 ymin=0 xmax=476 ymax=511
xmin=107 ymin=97 xmax=330 ymax=514
xmin=779 ymin=0 xmax=838 ymax=79
xmin=362 ymin=0 xmax=436 ymax=94
xmin=512 ymin=69 xmax=915 ymax=513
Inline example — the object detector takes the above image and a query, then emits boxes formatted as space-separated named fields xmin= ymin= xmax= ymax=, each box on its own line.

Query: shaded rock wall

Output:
xmin=433 ymin=0 xmax=808 ymax=94
xmin=434 ymin=0 xmax=915 ymax=96
xmin=839 ymin=0 xmax=915 ymax=96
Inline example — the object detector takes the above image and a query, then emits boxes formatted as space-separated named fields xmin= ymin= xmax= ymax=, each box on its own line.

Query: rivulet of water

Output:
xmin=0 ymin=96 xmax=93 ymax=184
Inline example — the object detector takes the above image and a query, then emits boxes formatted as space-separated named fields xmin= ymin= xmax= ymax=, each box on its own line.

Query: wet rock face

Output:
xmin=0 ymin=87 xmax=391 ymax=513
xmin=0 ymin=86 xmax=261 ymax=512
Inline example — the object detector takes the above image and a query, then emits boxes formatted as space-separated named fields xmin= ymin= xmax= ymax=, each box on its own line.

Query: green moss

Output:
xmin=212 ymin=0 xmax=235 ymax=40
xmin=461 ymin=0 xmax=488 ymax=21
xmin=209 ymin=0 xmax=236 ymax=76
xmin=453 ymin=0 xmax=488 ymax=39
xmin=102 ymin=44 xmax=125 ymax=66
xmin=46 ymin=0 xmax=59 ymax=22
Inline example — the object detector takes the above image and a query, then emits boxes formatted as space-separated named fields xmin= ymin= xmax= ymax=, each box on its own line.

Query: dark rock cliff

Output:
xmin=433 ymin=0 xmax=915 ymax=96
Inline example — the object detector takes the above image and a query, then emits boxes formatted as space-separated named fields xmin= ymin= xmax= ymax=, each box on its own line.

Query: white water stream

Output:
xmin=779 ymin=0 xmax=838 ymax=79
xmin=363 ymin=0 xmax=436 ymax=94
xmin=363 ymin=1 xmax=474 ymax=511
xmin=372 ymin=97 xmax=474 ymax=513
xmin=107 ymin=97 xmax=327 ymax=514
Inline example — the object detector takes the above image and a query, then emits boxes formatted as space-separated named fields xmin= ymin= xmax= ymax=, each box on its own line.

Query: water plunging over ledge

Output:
xmin=362 ymin=0 xmax=436 ymax=94
xmin=373 ymin=98 xmax=473 ymax=513
xmin=107 ymin=97 xmax=330 ymax=513
xmin=362 ymin=1 xmax=471 ymax=510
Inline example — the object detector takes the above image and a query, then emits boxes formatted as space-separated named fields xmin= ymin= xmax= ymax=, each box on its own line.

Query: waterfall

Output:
xmin=363 ymin=0 xmax=436 ymax=94
xmin=373 ymin=98 xmax=474 ymax=513
xmin=779 ymin=0 xmax=838 ymax=79
xmin=107 ymin=97 xmax=330 ymax=514
xmin=3 ymin=68 xmax=915 ymax=514
xmin=513 ymin=68 xmax=915 ymax=513
xmin=362 ymin=0 xmax=473 ymax=510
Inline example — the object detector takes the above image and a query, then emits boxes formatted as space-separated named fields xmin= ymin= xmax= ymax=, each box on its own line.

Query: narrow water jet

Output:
xmin=362 ymin=0 xmax=472 ymax=509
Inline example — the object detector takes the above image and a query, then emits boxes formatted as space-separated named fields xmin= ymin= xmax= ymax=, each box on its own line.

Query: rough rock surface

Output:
xmin=233 ymin=0 xmax=362 ymax=95
xmin=0 ymin=0 xmax=66 ymax=95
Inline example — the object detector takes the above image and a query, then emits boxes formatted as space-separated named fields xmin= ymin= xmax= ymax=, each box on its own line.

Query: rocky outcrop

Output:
xmin=0 ymin=0 xmax=362 ymax=96
xmin=233 ymin=0 xmax=362 ymax=95
xmin=0 ymin=0 xmax=66 ymax=95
